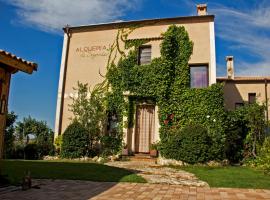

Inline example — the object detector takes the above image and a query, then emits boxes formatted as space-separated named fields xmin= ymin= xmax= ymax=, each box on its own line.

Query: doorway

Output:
xmin=135 ymin=105 xmax=155 ymax=153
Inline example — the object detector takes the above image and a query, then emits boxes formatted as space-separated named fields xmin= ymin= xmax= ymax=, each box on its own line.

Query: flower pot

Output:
xmin=122 ymin=148 xmax=129 ymax=156
xmin=150 ymin=149 xmax=158 ymax=157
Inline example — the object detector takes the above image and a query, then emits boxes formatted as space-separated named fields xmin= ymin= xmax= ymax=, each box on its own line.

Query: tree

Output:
xmin=4 ymin=112 xmax=17 ymax=158
xmin=69 ymin=82 xmax=107 ymax=155
xmin=15 ymin=116 xmax=54 ymax=158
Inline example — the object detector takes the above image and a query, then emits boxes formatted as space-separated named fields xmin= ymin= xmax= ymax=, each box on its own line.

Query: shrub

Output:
xmin=61 ymin=121 xmax=89 ymax=158
xmin=100 ymin=135 xmax=122 ymax=156
xmin=160 ymin=124 xmax=212 ymax=164
xmin=249 ymin=137 xmax=270 ymax=173
xmin=224 ymin=110 xmax=249 ymax=163
xmin=225 ymin=127 xmax=245 ymax=163
xmin=24 ymin=144 xmax=39 ymax=160
xmin=54 ymin=135 xmax=62 ymax=155
xmin=12 ymin=144 xmax=25 ymax=159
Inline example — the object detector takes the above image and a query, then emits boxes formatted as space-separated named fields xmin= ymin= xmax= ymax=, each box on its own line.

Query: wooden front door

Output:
xmin=135 ymin=105 xmax=155 ymax=153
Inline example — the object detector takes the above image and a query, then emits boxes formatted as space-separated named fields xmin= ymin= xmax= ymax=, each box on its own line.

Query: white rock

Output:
xmin=157 ymin=156 xmax=186 ymax=166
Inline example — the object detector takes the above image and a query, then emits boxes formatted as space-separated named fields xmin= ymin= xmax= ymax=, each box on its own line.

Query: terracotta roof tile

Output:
xmin=0 ymin=49 xmax=38 ymax=70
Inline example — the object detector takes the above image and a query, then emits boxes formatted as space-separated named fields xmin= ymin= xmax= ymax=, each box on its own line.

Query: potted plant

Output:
xmin=121 ymin=143 xmax=129 ymax=156
xmin=150 ymin=142 xmax=159 ymax=158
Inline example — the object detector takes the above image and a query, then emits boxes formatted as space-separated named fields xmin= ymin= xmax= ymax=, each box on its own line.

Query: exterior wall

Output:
xmin=56 ymin=17 xmax=215 ymax=136
xmin=0 ymin=67 xmax=11 ymax=159
xmin=223 ymin=81 xmax=270 ymax=119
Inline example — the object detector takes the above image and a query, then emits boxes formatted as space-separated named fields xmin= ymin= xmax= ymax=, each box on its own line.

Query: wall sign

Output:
xmin=75 ymin=45 xmax=111 ymax=58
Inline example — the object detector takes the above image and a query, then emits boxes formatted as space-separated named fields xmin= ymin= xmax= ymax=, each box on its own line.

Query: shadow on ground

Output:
xmin=0 ymin=159 xmax=145 ymax=199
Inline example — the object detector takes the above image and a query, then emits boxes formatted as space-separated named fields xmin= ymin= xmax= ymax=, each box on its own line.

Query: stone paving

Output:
xmin=106 ymin=161 xmax=208 ymax=187
xmin=1 ymin=179 xmax=270 ymax=200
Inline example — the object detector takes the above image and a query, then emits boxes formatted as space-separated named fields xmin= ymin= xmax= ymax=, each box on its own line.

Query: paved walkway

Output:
xmin=106 ymin=161 xmax=208 ymax=187
xmin=1 ymin=179 xmax=270 ymax=200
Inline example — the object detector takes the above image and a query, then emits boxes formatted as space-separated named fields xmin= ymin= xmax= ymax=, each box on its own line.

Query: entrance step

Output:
xmin=129 ymin=154 xmax=157 ymax=163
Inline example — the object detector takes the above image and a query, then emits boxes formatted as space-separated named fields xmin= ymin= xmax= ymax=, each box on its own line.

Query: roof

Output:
xmin=0 ymin=50 xmax=38 ymax=74
xmin=217 ymin=76 xmax=270 ymax=82
xmin=64 ymin=15 xmax=214 ymax=32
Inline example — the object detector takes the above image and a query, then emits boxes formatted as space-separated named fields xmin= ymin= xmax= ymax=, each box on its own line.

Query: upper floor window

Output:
xmin=248 ymin=93 xmax=256 ymax=104
xmin=138 ymin=46 xmax=151 ymax=65
xmin=190 ymin=65 xmax=208 ymax=88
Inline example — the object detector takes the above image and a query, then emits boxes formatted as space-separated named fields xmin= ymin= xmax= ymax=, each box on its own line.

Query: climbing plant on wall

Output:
xmin=102 ymin=24 xmax=226 ymax=160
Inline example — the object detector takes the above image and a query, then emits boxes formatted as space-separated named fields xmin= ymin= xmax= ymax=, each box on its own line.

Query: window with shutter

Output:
xmin=138 ymin=46 xmax=151 ymax=65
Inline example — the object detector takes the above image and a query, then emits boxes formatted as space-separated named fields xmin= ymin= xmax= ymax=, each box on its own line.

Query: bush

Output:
xmin=250 ymin=137 xmax=270 ymax=173
xmin=24 ymin=144 xmax=39 ymax=160
xmin=54 ymin=135 xmax=62 ymax=155
xmin=11 ymin=145 xmax=25 ymax=159
xmin=61 ymin=121 xmax=89 ymax=158
xmin=100 ymin=135 xmax=122 ymax=156
xmin=225 ymin=127 xmax=246 ymax=163
xmin=224 ymin=109 xmax=249 ymax=163
xmin=160 ymin=124 xmax=212 ymax=164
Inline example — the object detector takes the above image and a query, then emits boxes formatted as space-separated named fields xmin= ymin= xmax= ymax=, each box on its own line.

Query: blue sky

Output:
xmin=1 ymin=0 xmax=270 ymax=129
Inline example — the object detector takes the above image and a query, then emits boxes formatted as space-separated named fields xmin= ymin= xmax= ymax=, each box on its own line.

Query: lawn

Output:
xmin=178 ymin=166 xmax=270 ymax=189
xmin=0 ymin=160 xmax=146 ymax=185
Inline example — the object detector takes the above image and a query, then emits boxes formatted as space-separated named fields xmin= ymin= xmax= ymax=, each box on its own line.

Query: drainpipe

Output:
xmin=54 ymin=25 xmax=71 ymax=140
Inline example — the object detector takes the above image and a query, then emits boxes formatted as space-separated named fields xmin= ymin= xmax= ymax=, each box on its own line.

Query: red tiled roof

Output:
xmin=0 ymin=49 xmax=38 ymax=70
xmin=217 ymin=76 xmax=270 ymax=81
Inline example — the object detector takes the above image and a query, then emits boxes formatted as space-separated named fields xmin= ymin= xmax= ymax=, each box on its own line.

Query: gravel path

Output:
xmin=106 ymin=161 xmax=209 ymax=187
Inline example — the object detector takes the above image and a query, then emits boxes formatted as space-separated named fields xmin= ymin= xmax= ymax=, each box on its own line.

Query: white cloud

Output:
xmin=6 ymin=0 xmax=140 ymax=33
xmin=5 ymin=0 xmax=270 ymax=76
xmin=211 ymin=2 xmax=270 ymax=76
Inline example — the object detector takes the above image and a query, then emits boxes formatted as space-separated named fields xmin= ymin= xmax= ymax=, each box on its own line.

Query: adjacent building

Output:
xmin=217 ymin=56 xmax=269 ymax=121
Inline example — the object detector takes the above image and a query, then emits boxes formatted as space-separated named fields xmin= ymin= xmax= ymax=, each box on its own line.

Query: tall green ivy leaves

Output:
xmin=106 ymin=25 xmax=226 ymax=160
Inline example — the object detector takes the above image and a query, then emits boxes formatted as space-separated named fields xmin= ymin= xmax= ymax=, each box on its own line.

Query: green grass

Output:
xmin=0 ymin=160 xmax=146 ymax=185
xmin=178 ymin=165 xmax=270 ymax=189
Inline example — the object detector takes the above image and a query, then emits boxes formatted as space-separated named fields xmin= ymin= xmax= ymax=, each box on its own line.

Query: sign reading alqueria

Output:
xmin=75 ymin=45 xmax=111 ymax=58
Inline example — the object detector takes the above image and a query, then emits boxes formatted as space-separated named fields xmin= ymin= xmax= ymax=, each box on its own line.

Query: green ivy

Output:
xmin=105 ymin=25 xmax=226 ymax=160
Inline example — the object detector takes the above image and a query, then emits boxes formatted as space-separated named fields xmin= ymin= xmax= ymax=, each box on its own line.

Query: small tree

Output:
xmin=61 ymin=120 xmax=89 ymax=158
xmin=69 ymin=82 xmax=106 ymax=155
xmin=15 ymin=116 xmax=54 ymax=159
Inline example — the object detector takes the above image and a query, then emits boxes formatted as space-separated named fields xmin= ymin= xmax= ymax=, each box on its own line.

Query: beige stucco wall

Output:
xmin=57 ymin=17 xmax=215 ymax=136
xmin=223 ymin=81 xmax=270 ymax=119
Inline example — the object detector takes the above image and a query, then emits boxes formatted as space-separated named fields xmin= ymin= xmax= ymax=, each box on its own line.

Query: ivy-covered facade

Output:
xmin=55 ymin=5 xmax=220 ymax=155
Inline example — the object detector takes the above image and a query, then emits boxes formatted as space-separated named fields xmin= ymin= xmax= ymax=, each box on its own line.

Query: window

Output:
xmin=190 ymin=65 xmax=208 ymax=88
xmin=138 ymin=46 xmax=151 ymax=65
xmin=235 ymin=102 xmax=244 ymax=109
xmin=248 ymin=93 xmax=256 ymax=104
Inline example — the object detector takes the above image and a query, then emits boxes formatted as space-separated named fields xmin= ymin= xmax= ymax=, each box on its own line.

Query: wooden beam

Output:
xmin=0 ymin=54 xmax=35 ymax=74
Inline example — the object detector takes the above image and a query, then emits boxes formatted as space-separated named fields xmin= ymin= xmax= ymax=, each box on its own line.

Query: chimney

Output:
xmin=197 ymin=4 xmax=207 ymax=16
xmin=226 ymin=56 xmax=234 ymax=79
